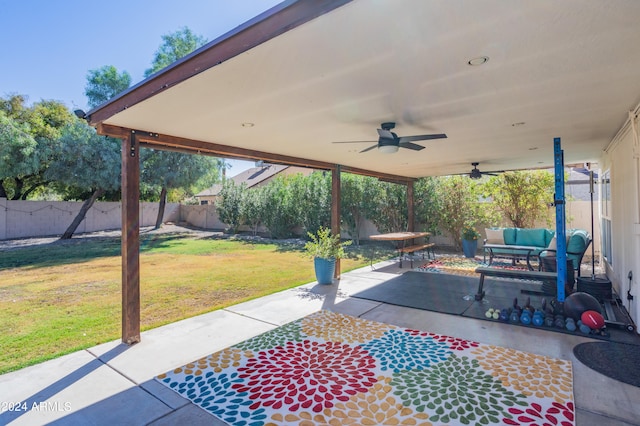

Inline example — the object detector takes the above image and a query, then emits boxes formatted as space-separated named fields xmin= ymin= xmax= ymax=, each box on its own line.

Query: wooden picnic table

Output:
xmin=370 ymin=232 xmax=433 ymax=268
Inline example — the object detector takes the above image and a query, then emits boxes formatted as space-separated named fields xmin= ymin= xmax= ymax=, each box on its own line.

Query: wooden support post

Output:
xmin=332 ymin=166 xmax=341 ymax=279
xmin=407 ymin=180 xmax=415 ymax=232
xmin=121 ymin=131 xmax=141 ymax=344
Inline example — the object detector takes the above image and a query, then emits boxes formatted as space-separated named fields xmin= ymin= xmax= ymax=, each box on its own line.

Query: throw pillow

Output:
xmin=547 ymin=236 xmax=557 ymax=250
xmin=485 ymin=228 xmax=504 ymax=244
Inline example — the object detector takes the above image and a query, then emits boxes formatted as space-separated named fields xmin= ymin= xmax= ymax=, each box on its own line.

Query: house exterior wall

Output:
xmin=197 ymin=195 xmax=218 ymax=205
xmin=599 ymin=109 xmax=640 ymax=328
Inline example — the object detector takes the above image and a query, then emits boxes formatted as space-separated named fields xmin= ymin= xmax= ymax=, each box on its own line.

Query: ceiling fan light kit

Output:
xmin=378 ymin=144 xmax=399 ymax=154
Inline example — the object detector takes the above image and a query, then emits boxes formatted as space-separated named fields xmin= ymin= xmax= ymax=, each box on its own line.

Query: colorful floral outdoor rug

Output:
xmin=415 ymin=255 xmax=534 ymax=277
xmin=156 ymin=310 xmax=575 ymax=426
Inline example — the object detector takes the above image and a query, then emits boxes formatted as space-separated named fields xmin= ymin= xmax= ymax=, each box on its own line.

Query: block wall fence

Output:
xmin=0 ymin=198 xmax=599 ymax=256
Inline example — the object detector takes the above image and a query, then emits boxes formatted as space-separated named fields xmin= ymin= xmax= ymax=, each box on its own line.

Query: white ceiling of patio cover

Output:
xmin=102 ymin=0 xmax=640 ymax=177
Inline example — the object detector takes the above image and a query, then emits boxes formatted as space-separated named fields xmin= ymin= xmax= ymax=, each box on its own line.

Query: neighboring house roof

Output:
xmin=196 ymin=164 xmax=292 ymax=198
xmin=196 ymin=184 xmax=223 ymax=197
xmin=231 ymin=164 xmax=290 ymax=188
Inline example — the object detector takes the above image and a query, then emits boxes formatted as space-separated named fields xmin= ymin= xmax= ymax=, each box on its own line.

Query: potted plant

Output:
xmin=461 ymin=225 xmax=480 ymax=258
xmin=304 ymin=227 xmax=351 ymax=284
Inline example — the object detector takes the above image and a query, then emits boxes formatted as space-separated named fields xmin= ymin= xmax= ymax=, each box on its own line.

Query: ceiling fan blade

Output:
xmin=398 ymin=133 xmax=447 ymax=143
xmin=332 ymin=140 xmax=377 ymax=144
xmin=377 ymin=129 xmax=395 ymax=139
xmin=399 ymin=142 xmax=425 ymax=151
xmin=484 ymin=172 xmax=499 ymax=176
xmin=359 ymin=144 xmax=379 ymax=153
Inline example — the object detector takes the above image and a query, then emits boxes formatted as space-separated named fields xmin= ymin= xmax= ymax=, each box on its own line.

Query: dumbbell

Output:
xmin=532 ymin=310 xmax=545 ymax=327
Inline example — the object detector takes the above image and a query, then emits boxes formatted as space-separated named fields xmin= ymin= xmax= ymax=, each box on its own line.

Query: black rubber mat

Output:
xmin=574 ymin=342 xmax=640 ymax=387
xmin=352 ymin=271 xmax=476 ymax=314
xmin=352 ymin=271 xmax=640 ymax=345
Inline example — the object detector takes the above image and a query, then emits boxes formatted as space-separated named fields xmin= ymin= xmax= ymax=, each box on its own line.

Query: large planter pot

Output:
xmin=462 ymin=239 xmax=478 ymax=258
xmin=314 ymin=257 xmax=336 ymax=285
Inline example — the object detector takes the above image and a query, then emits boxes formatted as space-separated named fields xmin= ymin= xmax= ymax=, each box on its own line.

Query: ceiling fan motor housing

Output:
xmin=379 ymin=134 xmax=399 ymax=146
xmin=470 ymin=169 xmax=483 ymax=179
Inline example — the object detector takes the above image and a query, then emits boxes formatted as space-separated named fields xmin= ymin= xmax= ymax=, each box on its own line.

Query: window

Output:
xmin=200 ymin=200 xmax=208 ymax=205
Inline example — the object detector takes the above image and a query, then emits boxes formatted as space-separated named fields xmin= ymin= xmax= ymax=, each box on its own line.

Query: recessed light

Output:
xmin=468 ymin=56 xmax=489 ymax=66
xmin=241 ymin=122 xmax=254 ymax=127
xmin=512 ymin=122 xmax=525 ymax=127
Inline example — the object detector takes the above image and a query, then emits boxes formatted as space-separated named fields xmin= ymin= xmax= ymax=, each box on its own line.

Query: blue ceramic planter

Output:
xmin=314 ymin=257 xmax=336 ymax=284
xmin=462 ymin=239 xmax=478 ymax=258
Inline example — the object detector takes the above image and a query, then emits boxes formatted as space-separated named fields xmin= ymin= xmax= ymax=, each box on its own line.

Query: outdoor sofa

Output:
xmin=484 ymin=227 xmax=591 ymax=276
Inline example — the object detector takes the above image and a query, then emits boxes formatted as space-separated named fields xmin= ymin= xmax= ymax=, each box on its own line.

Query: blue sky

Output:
xmin=0 ymin=0 xmax=282 ymax=173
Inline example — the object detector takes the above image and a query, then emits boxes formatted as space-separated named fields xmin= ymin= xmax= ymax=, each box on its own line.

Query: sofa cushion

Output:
xmin=503 ymin=228 xmax=517 ymax=245
xmin=567 ymin=229 xmax=589 ymax=254
xmin=516 ymin=228 xmax=547 ymax=247
xmin=543 ymin=229 xmax=555 ymax=247
xmin=485 ymin=228 xmax=505 ymax=244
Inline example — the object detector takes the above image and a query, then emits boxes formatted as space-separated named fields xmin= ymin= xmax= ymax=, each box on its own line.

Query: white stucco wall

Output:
xmin=599 ymin=109 xmax=640 ymax=329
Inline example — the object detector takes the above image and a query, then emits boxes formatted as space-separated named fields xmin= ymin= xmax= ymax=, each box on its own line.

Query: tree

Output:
xmin=0 ymin=95 xmax=75 ymax=200
xmin=482 ymin=170 xmax=555 ymax=228
xmin=240 ymin=186 xmax=265 ymax=236
xmin=290 ymin=172 xmax=331 ymax=237
xmin=0 ymin=111 xmax=38 ymax=198
xmin=144 ymin=27 xmax=208 ymax=77
xmin=216 ymin=179 xmax=245 ymax=233
xmin=45 ymin=121 xmax=121 ymax=239
xmin=370 ymin=181 xmax=408 ymax=234
xmin=85 ymin=66 xmax=132 ymax=108
xmin=142 ymin=150 xmax=221 ymax=229
xmin=414 ymin=177 xmax=441 ymax=234
xmin=260 ymin=175 xmax=301 ymax=239
xmin=140 ymin=27 xmax=216 ymax=228
xmin=433 ymin=176 xmax=486 ymax=251
xmin=340 ymin=174 xmax=380 ymax=245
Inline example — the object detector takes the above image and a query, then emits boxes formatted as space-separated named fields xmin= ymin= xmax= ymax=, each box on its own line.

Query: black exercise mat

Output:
xmin=354 ymin=271 xmax=640 ymax=345
xmin=471 ymin=277 xmax=640 ymax=345
xmin=462 ymin=276 xmax=551 ymax=321
xmin=352 ymin=271 xmax=476 ymax=314
xmin=574 ymin=342 xmax=640 ymax=387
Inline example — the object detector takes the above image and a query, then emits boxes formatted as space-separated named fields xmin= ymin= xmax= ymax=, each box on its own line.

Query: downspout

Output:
xmin=630 ymin=110 xmax=639 ymax=307
xmin=630 ymin=110 xmax=640 ymax=224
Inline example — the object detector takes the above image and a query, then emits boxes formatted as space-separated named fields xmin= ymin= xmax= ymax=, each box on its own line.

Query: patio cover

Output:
xmin=86 ymin=0 xmax=640 ymax=342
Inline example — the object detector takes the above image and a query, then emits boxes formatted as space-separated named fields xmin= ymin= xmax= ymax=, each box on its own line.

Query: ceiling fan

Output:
xmin=333 ymin=122 xmax=447 ymax=153
xmin=469 ymin=162 xmax=500 ymax=179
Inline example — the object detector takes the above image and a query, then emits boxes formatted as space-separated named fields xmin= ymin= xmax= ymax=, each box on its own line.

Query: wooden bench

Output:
xmin=398 ymin=243 xmax=436 ymax=268
xmin=474 ymin=266 xmax=557 ymax=301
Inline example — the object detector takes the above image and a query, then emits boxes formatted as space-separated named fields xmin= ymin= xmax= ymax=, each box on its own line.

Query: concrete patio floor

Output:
xmin=1 ymin=259 xmax=639 ymax=426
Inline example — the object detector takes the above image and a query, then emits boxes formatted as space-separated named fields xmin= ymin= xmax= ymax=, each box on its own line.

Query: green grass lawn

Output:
xmin=0 ymin=233 xmax=376 ymax=374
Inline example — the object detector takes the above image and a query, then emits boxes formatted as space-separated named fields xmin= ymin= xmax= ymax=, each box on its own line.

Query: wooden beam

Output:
xmin=96 ymin=124 xmax=415 ymax=184
xmin=407 ymin=180 xmax=415 ymax=232
xmin=121 ymin=131 xmax=141 ymax=344
xmin=332 ymin=166 xmax=341 ymax=279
